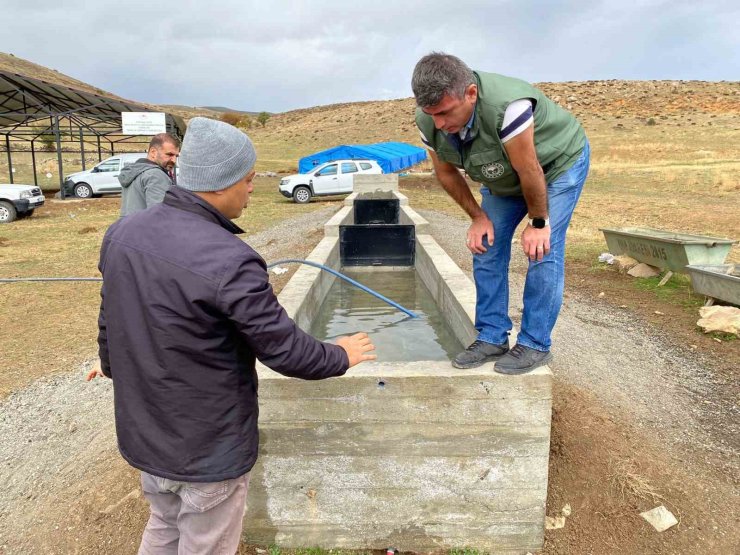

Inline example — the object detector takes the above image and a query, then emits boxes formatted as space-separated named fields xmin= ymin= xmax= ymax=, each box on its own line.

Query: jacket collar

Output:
xmin=163 ymin=186 xmax=245 ymax=235
xmin=137 ymin=158 xmax=169 ymax=173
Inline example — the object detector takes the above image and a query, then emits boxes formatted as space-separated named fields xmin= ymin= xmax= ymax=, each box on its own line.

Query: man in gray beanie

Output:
xmin=93 ymin=117 xmax=375 ymax=554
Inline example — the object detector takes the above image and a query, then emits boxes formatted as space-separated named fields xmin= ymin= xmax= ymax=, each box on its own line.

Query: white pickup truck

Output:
xmin=0 ymin=183 xmax=45 ymax=223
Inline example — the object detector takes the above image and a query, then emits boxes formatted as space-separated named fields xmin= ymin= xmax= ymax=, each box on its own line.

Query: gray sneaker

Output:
xmin=452 ymin=339 xmax=509 ymax=369
xmin=494 ymin=344 xmax=553 ymax=375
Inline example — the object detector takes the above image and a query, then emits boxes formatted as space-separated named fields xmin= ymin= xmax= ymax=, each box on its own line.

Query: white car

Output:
xmin=0 ymin=183 xmax=45 ymax=223
xmin=278 ymin=159 xmax=382 ymax=203
xmin=63 ymin=152 xmax=146 ymax=198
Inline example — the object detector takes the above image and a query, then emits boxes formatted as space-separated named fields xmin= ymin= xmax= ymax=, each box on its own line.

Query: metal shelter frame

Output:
xmin=0 ymin=70 xmax=186 ymax=198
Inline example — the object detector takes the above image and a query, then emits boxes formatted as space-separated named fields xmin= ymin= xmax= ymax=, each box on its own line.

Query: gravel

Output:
xmin=0 ymin=365 xmax=115 ymax=547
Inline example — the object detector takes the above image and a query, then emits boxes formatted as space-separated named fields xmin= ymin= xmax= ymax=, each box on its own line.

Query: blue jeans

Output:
xmin=473 ymin=140 xmax=590 ymax=351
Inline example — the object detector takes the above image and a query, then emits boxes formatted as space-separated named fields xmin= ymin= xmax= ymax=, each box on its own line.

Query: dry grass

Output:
xmin=609 ymin=458 xmax=664 ymax=502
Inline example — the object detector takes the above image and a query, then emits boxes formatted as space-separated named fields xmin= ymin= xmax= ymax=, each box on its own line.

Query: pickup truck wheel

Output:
xmin=74 ymin=183 xmax=93 ymax=198
xmin=0 ymin=201 xmax=17 ymax=223
xmin=293 ymin=186 xmax=311 ymax=204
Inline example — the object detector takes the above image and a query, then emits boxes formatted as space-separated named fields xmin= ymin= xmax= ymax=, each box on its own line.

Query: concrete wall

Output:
xmin=248 ymin=194 xmax=551 ymax=552
xmin=326 ymin=198 xmax=427 ymax=236
xmin=416 ymin=234 xmax=477 ymax=347
xmin=275 ymin=237 xmax=339 ymax=330
xmin=247 ymin=363 xmax=551 ymax=551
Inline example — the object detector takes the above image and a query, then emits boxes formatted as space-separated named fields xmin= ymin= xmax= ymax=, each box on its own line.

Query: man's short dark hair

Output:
xmin=411 ymin=52 xmax=475 ymax=108
xmin=149 ymin=133 xmax=180 ymax=150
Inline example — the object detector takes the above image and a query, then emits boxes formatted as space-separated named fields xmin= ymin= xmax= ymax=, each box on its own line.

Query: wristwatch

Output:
xmin=528 ymin=217 xmax=550 ymax=229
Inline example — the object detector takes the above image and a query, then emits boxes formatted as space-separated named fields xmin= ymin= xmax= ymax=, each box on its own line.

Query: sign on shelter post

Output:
xmin=122 ymin=112 xmax=166 ymax=135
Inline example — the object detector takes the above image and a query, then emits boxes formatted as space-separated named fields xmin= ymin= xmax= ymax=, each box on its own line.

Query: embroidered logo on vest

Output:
xmin=482 ymin=162 xmax=505 ymax=179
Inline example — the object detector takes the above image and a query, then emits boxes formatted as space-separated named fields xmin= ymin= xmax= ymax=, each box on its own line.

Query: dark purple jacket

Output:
xmin=98 ymin=186 xmax=348 ymax=482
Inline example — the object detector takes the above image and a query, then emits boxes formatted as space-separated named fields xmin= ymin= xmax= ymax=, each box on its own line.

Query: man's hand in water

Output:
xmin=337 ymin=332 xmax=377 ymax=367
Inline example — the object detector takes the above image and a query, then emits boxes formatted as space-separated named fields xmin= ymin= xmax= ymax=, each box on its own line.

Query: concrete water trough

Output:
xmin=245 ymin=176 xmax=553 ymax=552
xmin=600 ymin=227 xmax=737 ymax=272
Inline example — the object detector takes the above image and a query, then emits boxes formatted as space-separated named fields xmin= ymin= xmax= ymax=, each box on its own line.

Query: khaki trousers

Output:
xmin=138 ymin=470 xmax=251 ymax=555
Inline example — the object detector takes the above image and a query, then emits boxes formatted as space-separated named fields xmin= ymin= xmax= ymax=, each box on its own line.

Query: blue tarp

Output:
xmin=298 ymin=142 xmax=427 ymax=174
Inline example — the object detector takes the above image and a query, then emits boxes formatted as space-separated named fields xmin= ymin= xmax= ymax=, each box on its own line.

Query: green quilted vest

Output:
xmin=416 ymin=71 xmax=586 ymax=196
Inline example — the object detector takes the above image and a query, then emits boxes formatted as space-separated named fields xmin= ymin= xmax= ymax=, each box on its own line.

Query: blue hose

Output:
xmin=1 ymin=260 xmax=419 ymax=319
xmin=267 ymin=259 xmax=419 ymax=319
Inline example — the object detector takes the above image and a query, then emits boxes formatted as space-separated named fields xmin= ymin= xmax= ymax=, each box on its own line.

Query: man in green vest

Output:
xmin=412 ymin=52 xmax=590 ymax=374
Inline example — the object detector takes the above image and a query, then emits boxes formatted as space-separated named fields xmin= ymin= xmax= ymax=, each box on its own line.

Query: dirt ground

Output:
xmin=0 ymin=208 xmax=737 ymax=554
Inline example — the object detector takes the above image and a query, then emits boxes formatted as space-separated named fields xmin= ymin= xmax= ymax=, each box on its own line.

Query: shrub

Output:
xmin=220 ymin=112 xmax=245 ymax=126
xmin=40 ymin=134 xmax=57 ymax=152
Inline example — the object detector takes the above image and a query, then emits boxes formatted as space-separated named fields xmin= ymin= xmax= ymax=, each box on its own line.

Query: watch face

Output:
xmin=532 ymin=218 xmax=546 ymax=229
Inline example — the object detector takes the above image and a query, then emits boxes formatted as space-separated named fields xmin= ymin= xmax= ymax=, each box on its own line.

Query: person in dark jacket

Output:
xmin=118 ymin=133 xmax=180 ymax=217
xmin=92 ymin=117 xmax=376 ymax=554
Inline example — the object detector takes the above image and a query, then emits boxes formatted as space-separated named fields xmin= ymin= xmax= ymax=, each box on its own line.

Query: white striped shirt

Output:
xmin=499 ymin=98 xmax=534 ymax=143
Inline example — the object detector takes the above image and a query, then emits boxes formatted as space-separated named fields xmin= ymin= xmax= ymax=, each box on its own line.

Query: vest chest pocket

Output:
xmin=466 ymin=150 xmax=512 ymax=183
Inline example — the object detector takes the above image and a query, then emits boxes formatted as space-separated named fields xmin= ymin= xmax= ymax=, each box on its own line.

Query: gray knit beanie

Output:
xmin=177 ymin=117 xmax=256 ymax=192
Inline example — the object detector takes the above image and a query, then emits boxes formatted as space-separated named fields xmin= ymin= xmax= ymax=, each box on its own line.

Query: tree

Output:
xmin=257 ymin=112 xmax=271 ymax=127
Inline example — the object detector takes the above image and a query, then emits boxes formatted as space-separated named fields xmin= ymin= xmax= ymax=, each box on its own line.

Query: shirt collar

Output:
xmin=458 ymin=108 xmax=477 ymax=140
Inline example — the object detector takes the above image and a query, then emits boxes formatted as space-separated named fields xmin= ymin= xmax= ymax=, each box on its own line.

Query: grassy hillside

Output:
xmin=245 ymin=80 xmax=739 ymax=171
xmin=0 ymin=52 xmax=124 ymax=99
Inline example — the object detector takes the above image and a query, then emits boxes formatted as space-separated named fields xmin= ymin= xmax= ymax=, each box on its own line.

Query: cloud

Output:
xmin=1 ymin=0 xmax=737 ymax=112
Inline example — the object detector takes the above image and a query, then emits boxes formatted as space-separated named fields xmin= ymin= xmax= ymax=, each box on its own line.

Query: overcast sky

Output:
xmin=2 ymin=0 xmax=738 ymax=113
